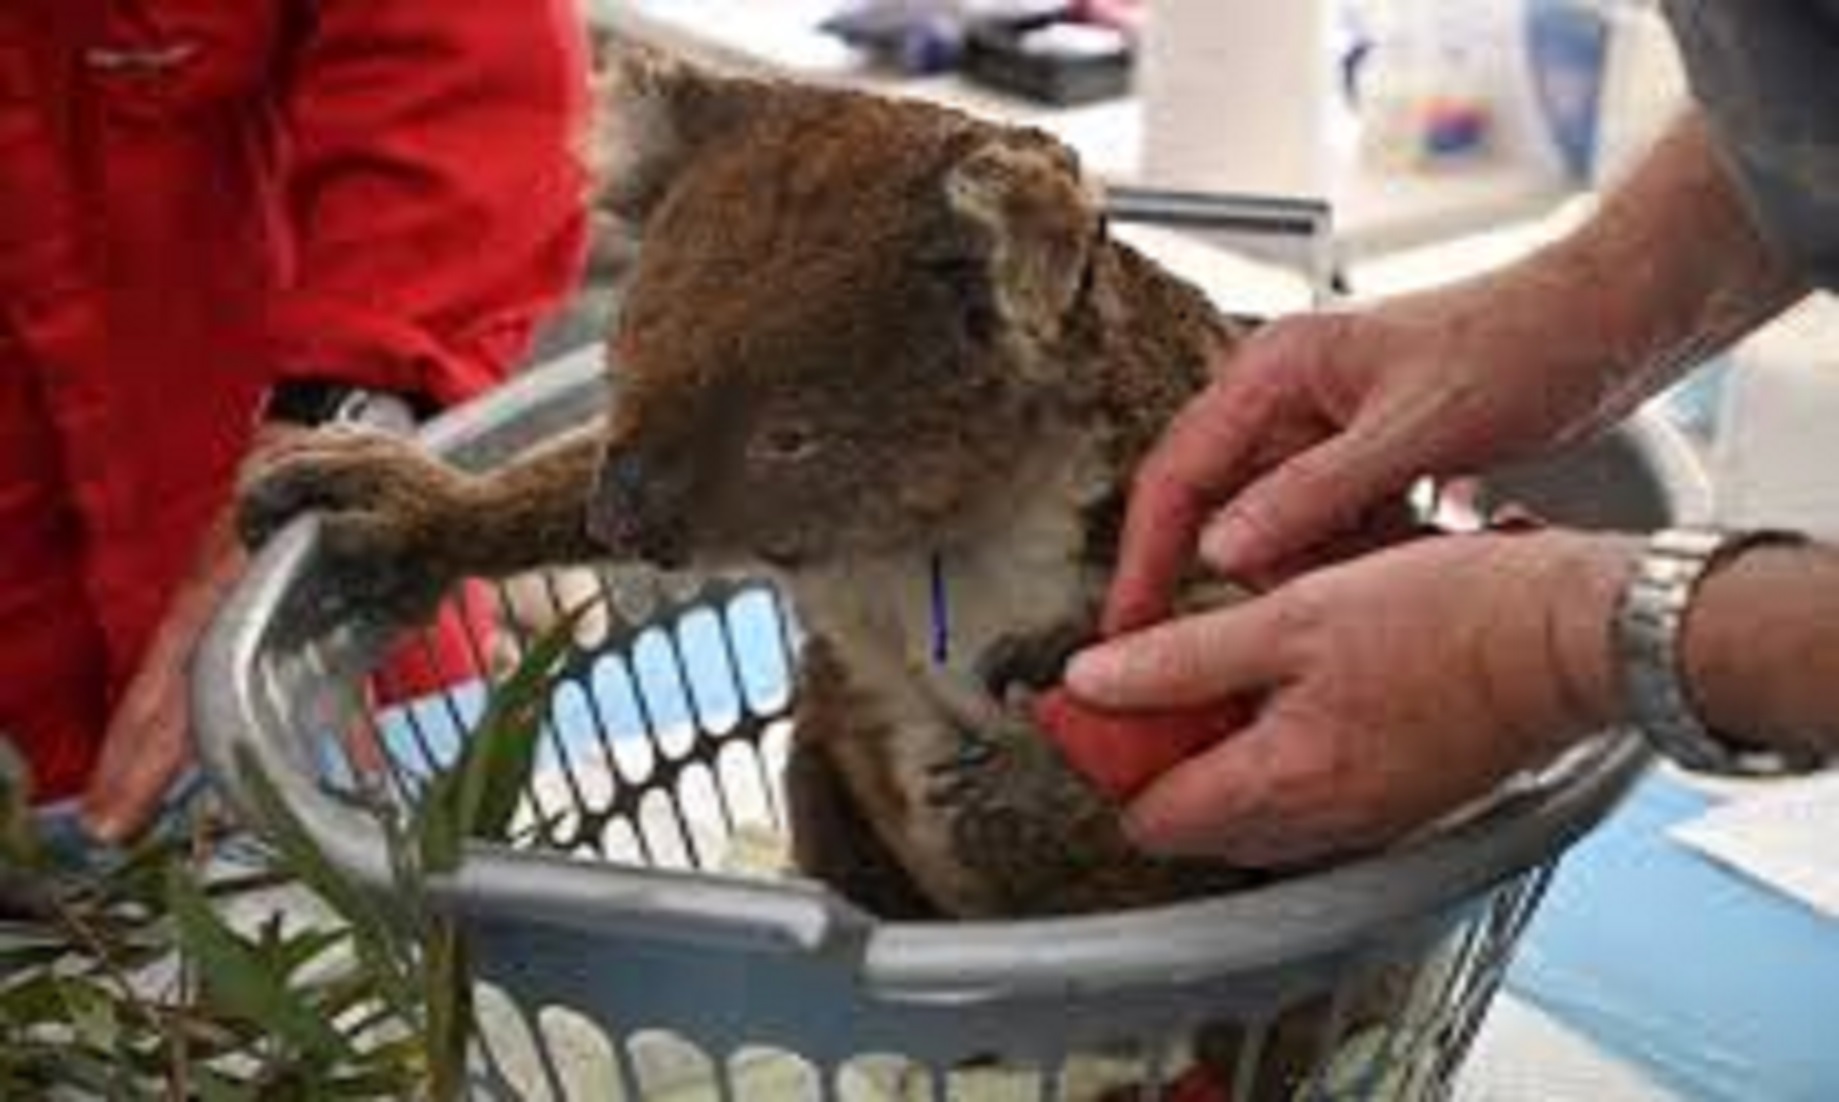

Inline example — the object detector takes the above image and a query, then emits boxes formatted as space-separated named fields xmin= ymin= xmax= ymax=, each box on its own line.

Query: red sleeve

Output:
xmin=267 ymin=0 xmax=591 ymax=407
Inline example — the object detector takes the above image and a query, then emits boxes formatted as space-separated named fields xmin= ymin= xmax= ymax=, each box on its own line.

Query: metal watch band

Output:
xmin=1613 ymin=526 xmax=1817 ymax=777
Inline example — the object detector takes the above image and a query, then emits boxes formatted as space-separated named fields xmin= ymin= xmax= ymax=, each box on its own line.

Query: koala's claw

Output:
xmin=976 ymin=623 xmax=1090 ymax=700
xmin=237 ymin=427 xmax=465 ymax=625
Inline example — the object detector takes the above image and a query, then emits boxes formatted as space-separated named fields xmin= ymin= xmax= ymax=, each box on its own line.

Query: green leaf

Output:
xmin=194 ymin=1066 xmax=262 ymax=1102
xmin=54 ymin=976 xmax=119 ymax=1054
xmin=420 ymin=603 xmax=588 ymax=873
xmin=0 ymin=971 xmax=72 ymax=1028
xmin=166 ymin=866 xmax=353 ymax=1064
xmin=0 ymin=921 xmax=69 ymax=970
xmin=423 ymin=921 xmax=472 ymax=1102
xmin=232 ymin=746 xmax=418 ymax=1019
xmin=0 ymin=741 xmax=41 ymax=868
xmin=272 ymin=925 xmax=352 ymax=983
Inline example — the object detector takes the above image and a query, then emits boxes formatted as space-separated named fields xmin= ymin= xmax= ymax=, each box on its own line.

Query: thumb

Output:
xmin=78 ymin=664 xmax=191 ymax=844
xmin=1198 ymin=431 xmax=1406 ymax=579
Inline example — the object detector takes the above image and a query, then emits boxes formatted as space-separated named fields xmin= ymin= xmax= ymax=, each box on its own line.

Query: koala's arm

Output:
xmin=450 ymin=426 xmax=608 ymax=572
xmin=238 ymin=424 xmax=606 ymax=619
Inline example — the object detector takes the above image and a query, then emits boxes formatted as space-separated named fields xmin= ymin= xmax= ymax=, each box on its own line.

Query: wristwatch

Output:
xmin=259 ymin=378 xmax=419 ymax=432
xmin=1613 ymin=526 xmax=1822 ymax=777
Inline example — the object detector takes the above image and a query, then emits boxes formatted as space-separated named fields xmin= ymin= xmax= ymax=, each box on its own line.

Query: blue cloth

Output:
xmin=1508 ymin=772 xmax=1839 ymax=1102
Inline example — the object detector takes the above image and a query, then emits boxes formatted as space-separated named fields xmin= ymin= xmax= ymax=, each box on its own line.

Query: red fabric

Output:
xmin=1033 ymin=688 xmax=1249 ymax=802
xmin=0 ymin=0 xmax=589 ymax=798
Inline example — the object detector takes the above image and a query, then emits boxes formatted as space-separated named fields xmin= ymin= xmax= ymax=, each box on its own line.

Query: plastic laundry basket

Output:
xmin=195 ymin=184 xmax=1708 ymax=1099
xmin=194 ymin=340 xmax=1707 ymax=1101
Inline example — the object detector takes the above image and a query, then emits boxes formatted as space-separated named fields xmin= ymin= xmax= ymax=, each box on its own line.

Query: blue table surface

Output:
xmin=1507 ymin=772 xmax=1839 ymax=1102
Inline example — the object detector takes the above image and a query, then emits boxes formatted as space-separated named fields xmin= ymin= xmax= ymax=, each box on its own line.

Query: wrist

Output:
xmin=1538 ymin=530 xmax=1642 ymax=745
xmin=1613 ymin=528 xmax=1825 ymax=775
xmin=1680 ymin=536 xmax=1831 ymax=760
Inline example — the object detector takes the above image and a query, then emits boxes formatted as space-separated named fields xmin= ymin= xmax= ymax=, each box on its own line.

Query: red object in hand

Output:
xmin=1031 ymin=687 xmax=1249 ymax=802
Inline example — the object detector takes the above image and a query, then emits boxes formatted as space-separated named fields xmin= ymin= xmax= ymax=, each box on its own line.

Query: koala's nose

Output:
xmin=587 ymin=446 xmax=690 ymax=568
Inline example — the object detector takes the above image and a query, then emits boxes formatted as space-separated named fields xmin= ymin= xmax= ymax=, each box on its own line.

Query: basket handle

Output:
xmin=436 ymin=852 xmax=876 ymax=959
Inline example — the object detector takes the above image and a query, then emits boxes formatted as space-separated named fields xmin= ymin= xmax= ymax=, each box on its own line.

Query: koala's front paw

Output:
xmin=976 ymin=622 xmax=1091 ymax=700
xmin=238 ymin=426 xmax=472 ymax=625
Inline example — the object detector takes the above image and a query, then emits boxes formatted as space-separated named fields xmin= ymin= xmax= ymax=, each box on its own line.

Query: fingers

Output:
xmin=1102 ymin=367 xmax=1294 ymax=634
xmin=1068 ymin=595 xmax=1292 ymax=711
xmin=1197 ymin=430 xmax=1410 ymax=579
xmin=1121 ymin=723 xmax=1364 ymax=867
xmin=1236 ymin=496 xmax=1430 ymax=590
xmin=78 ymin=670 xmax=190 ymax=844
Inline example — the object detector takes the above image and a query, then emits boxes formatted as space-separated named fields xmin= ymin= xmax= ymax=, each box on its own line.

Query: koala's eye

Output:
xmin=750 ymin=420 xmax=821 ymax=464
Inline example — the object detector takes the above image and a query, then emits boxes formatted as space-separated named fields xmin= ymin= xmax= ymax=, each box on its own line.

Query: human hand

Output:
xmin=1069 ymin=530 xmax=1633 ymax=866
xmin=79 ymin=425 xmax=308 ymax=843
xmin=1104 ymin=264 xmax=1634 ymax=634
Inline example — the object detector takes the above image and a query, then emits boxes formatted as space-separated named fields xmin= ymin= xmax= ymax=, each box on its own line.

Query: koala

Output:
xmin=242 ymin=43 xmax=1254 ymax=920
xmin=238 ymin=45 xmax=1423 ymax=1099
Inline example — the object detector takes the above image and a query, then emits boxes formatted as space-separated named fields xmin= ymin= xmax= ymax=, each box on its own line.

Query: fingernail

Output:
xmin=79 ymin=814 xmax=121 ymax=846
xmin=1121 ymin=803 xmax=1181 ymax=854
xmin=1064 ymin=647 xmax=1119 ymax=696
xmin=1200 ymin=513 xmax=1255 ymax=572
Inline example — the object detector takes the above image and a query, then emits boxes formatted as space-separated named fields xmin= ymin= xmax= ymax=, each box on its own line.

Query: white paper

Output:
xmin=1671 ymin=769 xmax=1839 ymax=921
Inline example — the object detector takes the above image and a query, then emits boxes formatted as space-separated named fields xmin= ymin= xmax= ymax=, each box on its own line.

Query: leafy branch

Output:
xmin=0 ymin=611 xmax=582 ymax=1099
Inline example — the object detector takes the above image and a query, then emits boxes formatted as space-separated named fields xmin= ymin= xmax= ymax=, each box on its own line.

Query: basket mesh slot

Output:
xmin=626 ymin=1030 xmax=720 ymax=1100
xmin=728 ymin=1048 xmax=822 ymax=1102
xmin=838 ymin=1055 xmax=934 ymax=1102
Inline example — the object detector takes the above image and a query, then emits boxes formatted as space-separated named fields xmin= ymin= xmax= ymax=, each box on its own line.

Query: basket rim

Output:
xmin=197 ymin=346 xmax=1701 ymax=1001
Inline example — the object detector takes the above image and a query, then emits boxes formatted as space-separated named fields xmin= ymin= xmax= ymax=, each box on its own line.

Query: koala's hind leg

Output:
xmin=785 ymin=735 xmax=939 ymax=920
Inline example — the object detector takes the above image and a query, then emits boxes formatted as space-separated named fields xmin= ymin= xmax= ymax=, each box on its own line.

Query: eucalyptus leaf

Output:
xmin=0 ymin=970 xmax=73 ymax=1027
xmin=0 ymin=741 xmax=41 ymax=868
xmin=423 ymin=921 xmax=471 ymax=1102
xmin=54 ymin=975 xmax=120 ymax=1054
xmin=194 ymin=1066 xmax=261 ymax=1102
xmin=167 ymin=867 xmax=352 ymax=1064
xmin=421 ymin=603 xmax=589 ymax=874
xmin=232 ymin=747 xmax=418 ymax=1019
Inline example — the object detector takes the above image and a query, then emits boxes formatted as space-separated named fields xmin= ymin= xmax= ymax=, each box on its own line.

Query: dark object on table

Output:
xmin=963 ymin=16 xmax=1133 ymax=105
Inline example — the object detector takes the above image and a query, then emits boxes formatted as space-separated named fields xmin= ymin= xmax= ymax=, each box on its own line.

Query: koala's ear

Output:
xmin=944 ymin=137 xmax=1103 ymax=354
xmin=591 ymin=43 xmax=765 ymax=225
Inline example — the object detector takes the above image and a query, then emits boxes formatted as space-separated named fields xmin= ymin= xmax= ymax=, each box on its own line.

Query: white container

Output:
xmin=1139 ymin=0 xmax=1334 ymax=198
xmin=1714 ymin=294 xmax=1839 ymax=539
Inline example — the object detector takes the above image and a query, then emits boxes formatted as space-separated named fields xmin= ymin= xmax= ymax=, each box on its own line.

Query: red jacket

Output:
xmin=0 ymin=0 xmax=589 ymax=797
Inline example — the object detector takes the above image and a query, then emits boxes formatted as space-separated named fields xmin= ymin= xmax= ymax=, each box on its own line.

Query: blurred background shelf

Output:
xmin=589 ymin=0 xmax=1577 ymax=260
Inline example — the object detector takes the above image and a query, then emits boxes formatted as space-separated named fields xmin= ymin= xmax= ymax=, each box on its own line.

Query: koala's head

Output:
xmin=585 ymin=47 xmax=1107 ymax=570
